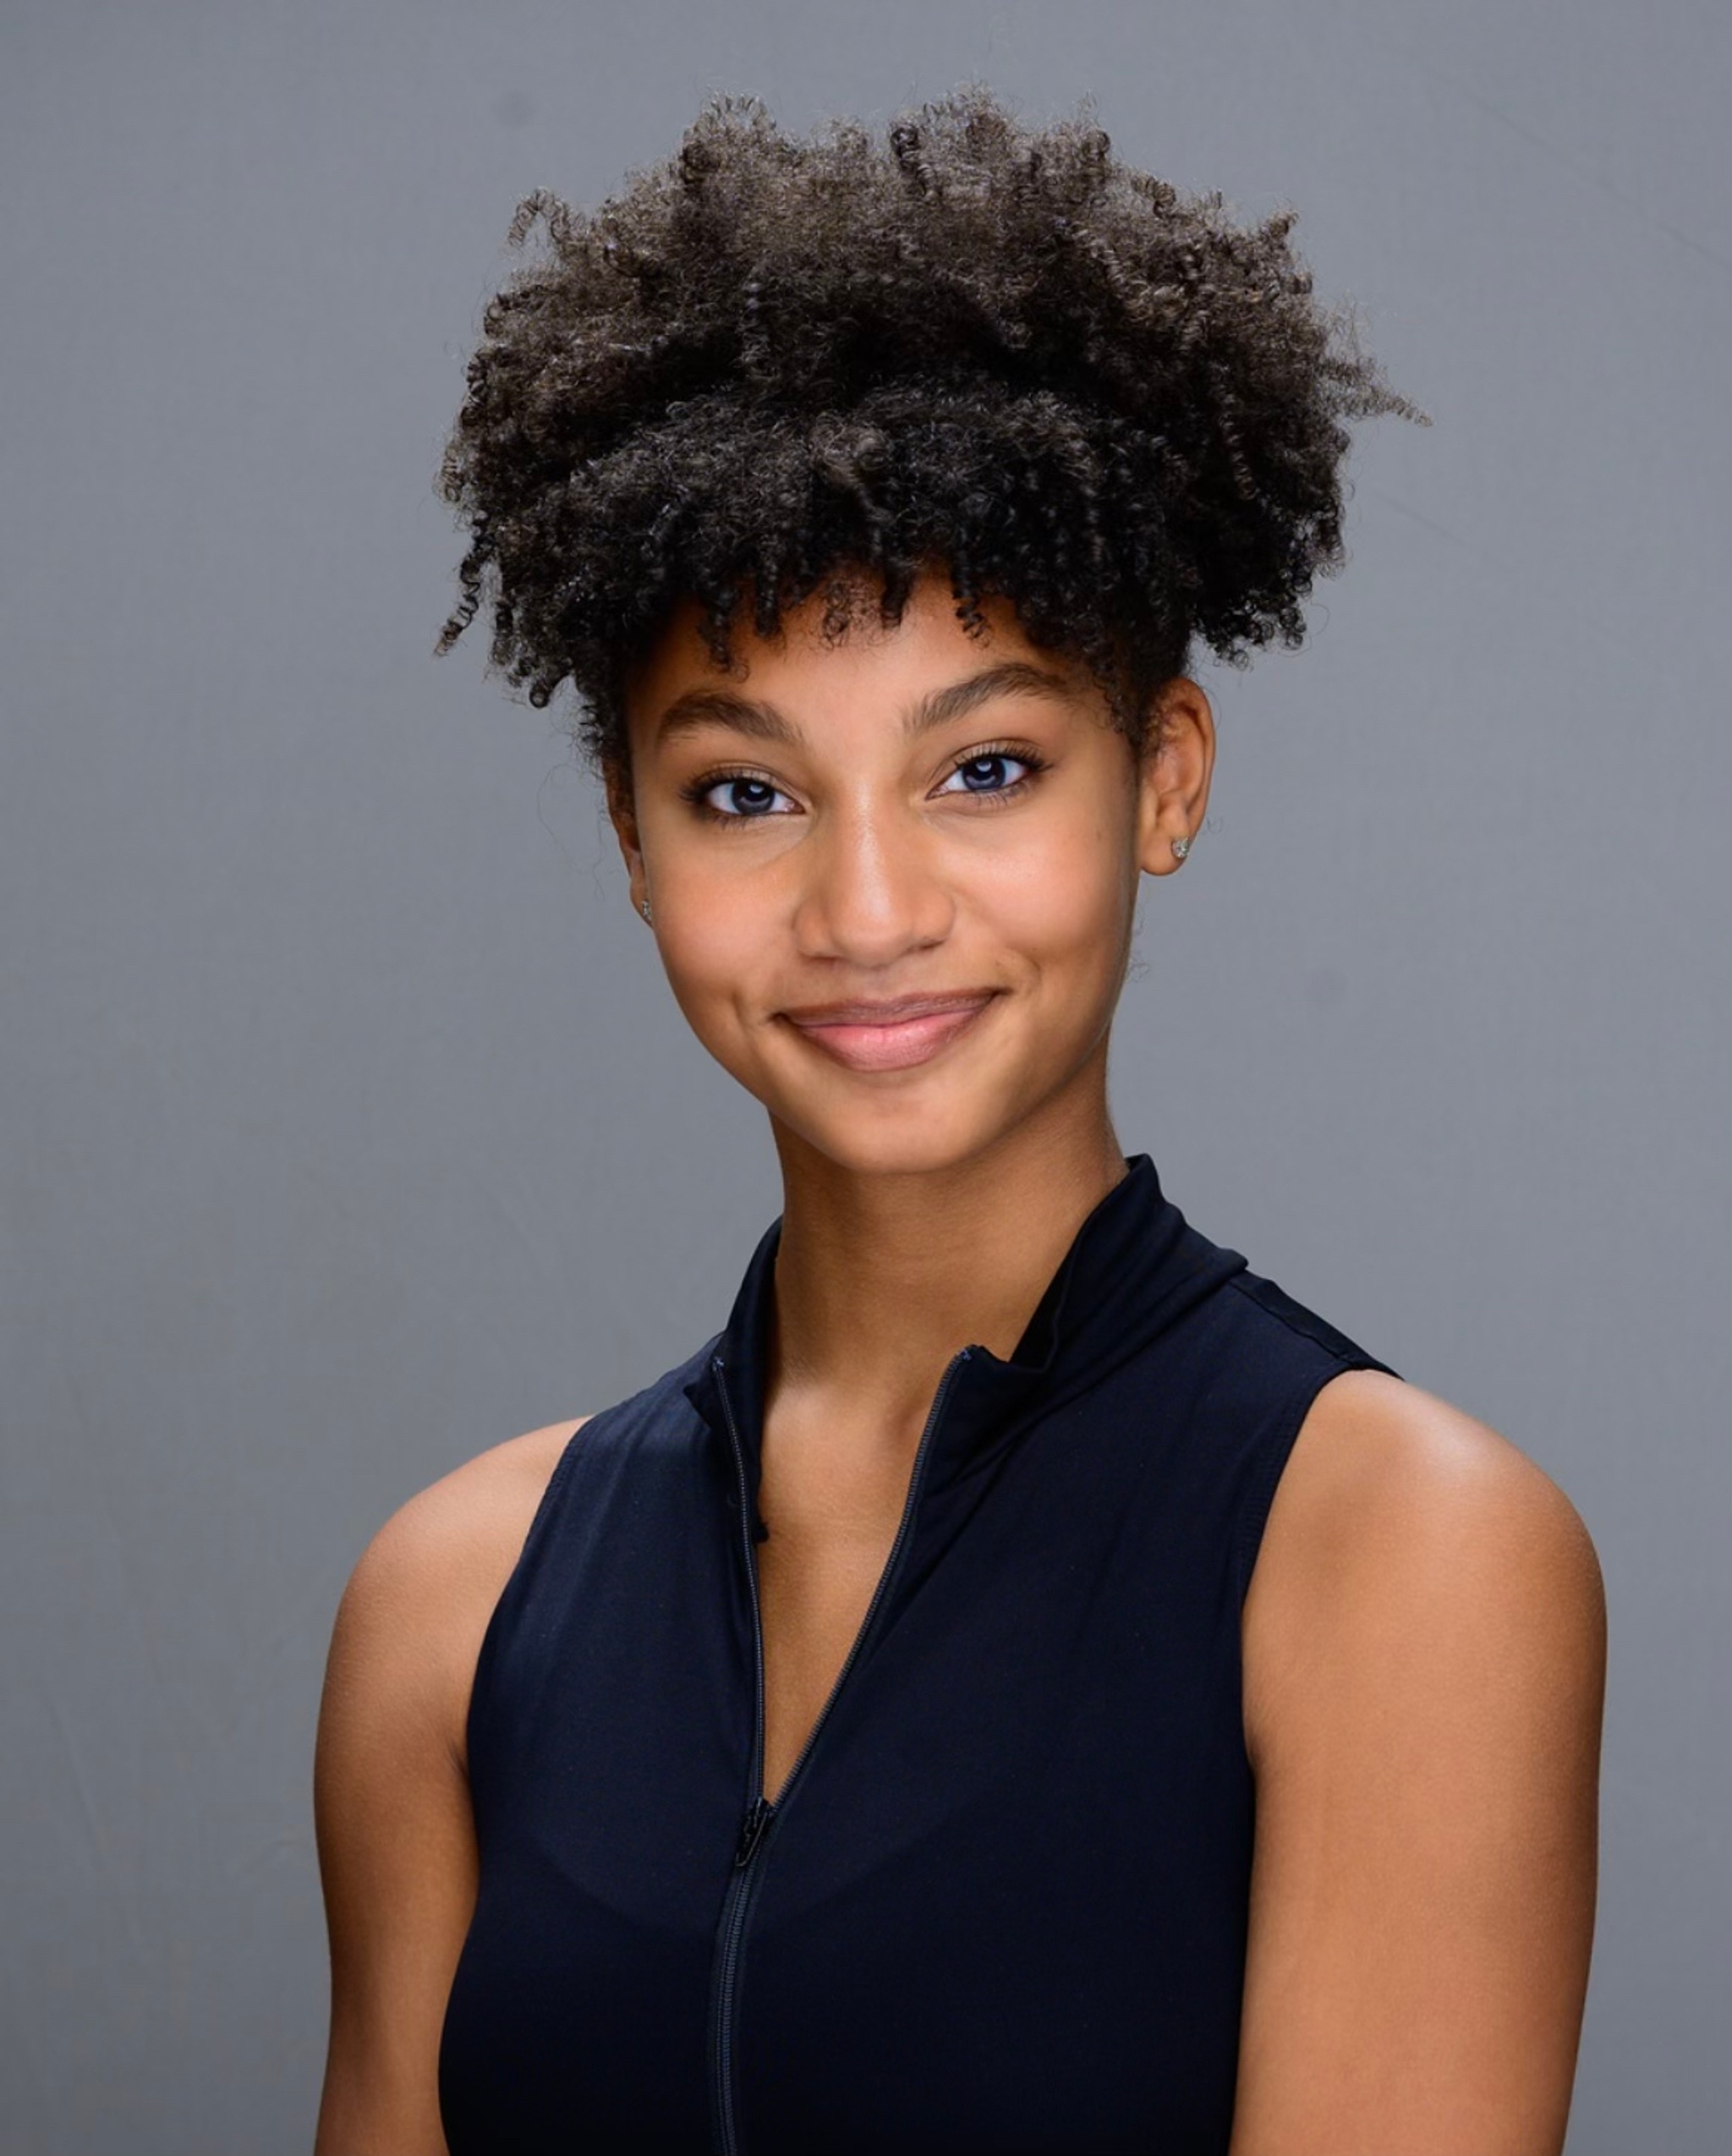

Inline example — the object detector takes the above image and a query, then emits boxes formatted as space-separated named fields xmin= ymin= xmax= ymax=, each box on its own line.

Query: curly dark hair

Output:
xmin=435 ymin=86 xmax=1428 ymax=777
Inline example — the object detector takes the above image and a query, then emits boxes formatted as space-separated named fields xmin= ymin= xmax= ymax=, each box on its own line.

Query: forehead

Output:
xmin=624 ymin=573 xmax=1094 ymax=750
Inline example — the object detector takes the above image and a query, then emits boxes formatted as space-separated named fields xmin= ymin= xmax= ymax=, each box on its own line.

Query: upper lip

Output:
xmin=780 ymin=990 xmax=998 ymax=1025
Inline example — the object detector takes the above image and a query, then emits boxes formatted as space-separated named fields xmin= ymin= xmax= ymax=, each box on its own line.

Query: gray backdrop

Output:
xmin=3 ymin=1 xmax=1727 ymax=2148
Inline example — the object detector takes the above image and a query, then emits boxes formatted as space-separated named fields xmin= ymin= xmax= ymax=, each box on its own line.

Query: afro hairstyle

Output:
xmin=435 ymin=86 xmax=1428 ymax=776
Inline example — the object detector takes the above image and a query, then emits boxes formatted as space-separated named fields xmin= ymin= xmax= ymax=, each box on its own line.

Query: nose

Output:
xmin=790 ymin=797 xmax=953 ymax=967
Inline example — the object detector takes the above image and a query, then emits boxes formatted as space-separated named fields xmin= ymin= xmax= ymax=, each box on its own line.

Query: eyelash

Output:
xmin=678 ymin=742 xmax=1053 ymax=827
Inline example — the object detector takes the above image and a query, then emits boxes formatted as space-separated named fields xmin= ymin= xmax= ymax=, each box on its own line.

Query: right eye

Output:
xmin=688 ymin=773 xmax=798 ymax=821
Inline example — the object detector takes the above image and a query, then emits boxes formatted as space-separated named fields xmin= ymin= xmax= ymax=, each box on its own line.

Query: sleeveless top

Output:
xmin=438 ymin=1154 xmax=1401 ymax=2155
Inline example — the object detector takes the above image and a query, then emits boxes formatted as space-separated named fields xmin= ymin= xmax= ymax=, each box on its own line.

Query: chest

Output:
xmin=752 ymin=1445 xmax=912 ymax=1804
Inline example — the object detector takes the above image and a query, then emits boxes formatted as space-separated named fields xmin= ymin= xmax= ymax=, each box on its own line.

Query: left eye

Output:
xmin=936 ymin=753 xmax=1031 ymax=796
xmin=702 ymin=775 xmax=796 ymax=817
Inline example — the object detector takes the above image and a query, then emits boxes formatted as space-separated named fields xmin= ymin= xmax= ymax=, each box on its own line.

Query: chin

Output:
xmin=769 ymin=1083 xmax=1036 ymax=1181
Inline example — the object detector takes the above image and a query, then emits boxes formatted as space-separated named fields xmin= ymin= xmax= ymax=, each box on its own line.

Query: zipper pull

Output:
xmin=734 ymin=1796 xmax=775 ymax=1868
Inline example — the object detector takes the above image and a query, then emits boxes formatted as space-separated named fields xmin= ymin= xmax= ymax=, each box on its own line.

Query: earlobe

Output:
xmin=1135 ymin=823 xmax=1193 ymax=878
xmin=1132 ymin=744 xmax=1187 ymax=879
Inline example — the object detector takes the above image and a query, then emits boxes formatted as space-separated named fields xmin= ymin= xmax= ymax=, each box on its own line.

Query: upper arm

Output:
xmin=1232 ymin=1373 xmax=1606 ymax=2156
xmin=311 ymin=1419 xmax=583 ymax=2156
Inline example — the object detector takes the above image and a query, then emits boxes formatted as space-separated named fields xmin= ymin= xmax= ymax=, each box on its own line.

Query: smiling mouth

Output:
xmin=779 ymin=992 xmax=1000 ymax=1073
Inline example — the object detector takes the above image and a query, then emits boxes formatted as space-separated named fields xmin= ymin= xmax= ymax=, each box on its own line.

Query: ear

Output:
xmin=603 ymin=757 xmax=650 ymax=919
xmin=1135 ymin=678 xmax=1216 ymax=877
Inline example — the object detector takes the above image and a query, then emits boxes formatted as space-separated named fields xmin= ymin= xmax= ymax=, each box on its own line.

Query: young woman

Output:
xmin=313 ymin=91 xmax=1606 ymax=2156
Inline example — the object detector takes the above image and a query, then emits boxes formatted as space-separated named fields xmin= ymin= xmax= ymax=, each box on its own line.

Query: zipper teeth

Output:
xmin=711 ymin=1861 xmax=757 ymax=2156
xmin=715 ymin=1360 xmax=768 ymax=1809
xmin=710 ymin=1360 xmax=765 ymax=2156
xmin=705 ymin=1344 xmax=972 ymax=2156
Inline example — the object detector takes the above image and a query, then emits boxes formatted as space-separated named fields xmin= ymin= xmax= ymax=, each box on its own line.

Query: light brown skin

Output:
xmin=314 ymin=572 xmax=1605 ymax=2153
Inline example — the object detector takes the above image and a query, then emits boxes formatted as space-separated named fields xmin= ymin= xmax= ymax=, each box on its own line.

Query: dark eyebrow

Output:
xmin=651 ymin=661 xmax=1075 ymax=752
xmin=653 ymin=688 xmax=801 ymax=750
xmin=905 ymin=662 xmax=1075 ymax=738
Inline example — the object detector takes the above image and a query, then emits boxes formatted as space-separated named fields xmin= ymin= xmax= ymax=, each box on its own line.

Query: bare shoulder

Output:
xmin=311 ymin=1422 xmax=588 ymax=2152
xmin=321 ymin=1416 xmax=589 ymax=1769
xmin=1245 ymin=1369 xmax=1603 ymax=1741
xmin=1232 ymin=1371 xmax=1606 ymax=2156
xmin=343 ymin=1416 xmax=587 ymax=1622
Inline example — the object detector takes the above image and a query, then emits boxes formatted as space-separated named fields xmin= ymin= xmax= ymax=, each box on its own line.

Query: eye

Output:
xmin=684 ymin=771 xmax=798 ymax=821
xmin=934 ymin=748 xmax=1046 ymax=800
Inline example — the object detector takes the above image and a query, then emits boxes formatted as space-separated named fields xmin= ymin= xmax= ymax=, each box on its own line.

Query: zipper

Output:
xmin=706 ymin=1344 xmax=973 ymax=2156
xmin=710 ymin=1356 xmax=770 ymax=2156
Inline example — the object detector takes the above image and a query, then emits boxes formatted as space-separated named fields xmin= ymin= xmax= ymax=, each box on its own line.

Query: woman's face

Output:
xmin=611 ymin=570 xmax=1213 ymax=1178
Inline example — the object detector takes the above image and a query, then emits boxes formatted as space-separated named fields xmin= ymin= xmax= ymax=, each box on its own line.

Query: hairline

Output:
xmin=645 ymin=660 xmax=1087 ymax=758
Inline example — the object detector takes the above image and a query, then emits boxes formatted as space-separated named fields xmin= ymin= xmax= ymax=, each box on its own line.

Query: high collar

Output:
xmin=683 ymin=1155 xmax=1249 ymax=1509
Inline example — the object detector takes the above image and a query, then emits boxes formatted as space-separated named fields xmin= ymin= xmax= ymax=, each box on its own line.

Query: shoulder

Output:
xmin=311 ymin=1420 xmax=584 ymax=2150
xmin=321 ymin=1417 xmax=588 ymax=1769
xmin=343 ymin=1417 xmax=586 ymax=1609
xmin=1231 ymin=1383 xmax=1605 ymax=2148
xmin=1244 ymin=1369 xmax=1605 ymax=1770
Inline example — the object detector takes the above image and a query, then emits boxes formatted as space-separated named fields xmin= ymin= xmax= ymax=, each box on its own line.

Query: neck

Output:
xmin=766 ymin=1076 xmax=1129 ymax=1433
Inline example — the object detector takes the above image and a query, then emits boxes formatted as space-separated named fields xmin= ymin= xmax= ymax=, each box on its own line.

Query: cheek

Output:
xmin=651 ymin=886 xmax=775 ymax=1075
xmin=970 ymin=809 xmax=1132 ymax=975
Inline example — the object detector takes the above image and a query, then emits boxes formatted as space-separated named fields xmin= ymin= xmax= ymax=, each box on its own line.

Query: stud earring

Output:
xmin=639 ymin=897 xmax=654 ymax=924
xmin=1171 ymin=834 xmax=1191 ymax=860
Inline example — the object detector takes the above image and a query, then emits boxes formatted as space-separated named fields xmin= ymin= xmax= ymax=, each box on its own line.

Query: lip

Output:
xmin=781 ymin=991 xmax=998 ymax=1024
xmin=780 ymin=990 xmax=1000 ymax=1073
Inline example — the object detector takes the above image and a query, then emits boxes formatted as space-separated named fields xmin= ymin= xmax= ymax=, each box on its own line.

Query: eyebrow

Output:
xmin=650 ymin=661 xmax=1077 ymax=752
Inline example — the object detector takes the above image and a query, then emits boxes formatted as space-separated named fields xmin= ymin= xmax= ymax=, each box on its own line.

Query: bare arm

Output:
xmin=312 ymin=1421 xmax=582 ymax=2155
xmin=1231 ymin=1372 xmax=1605 ymax=2156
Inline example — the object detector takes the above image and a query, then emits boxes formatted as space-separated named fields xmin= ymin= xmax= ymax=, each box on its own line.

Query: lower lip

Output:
xmin=785 ymin=999 xmax=996 ymax=1073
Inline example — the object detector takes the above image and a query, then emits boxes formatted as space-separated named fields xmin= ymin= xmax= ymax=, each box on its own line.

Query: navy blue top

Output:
xmin=439 ymin=1154 xmax=1400 ymax=2154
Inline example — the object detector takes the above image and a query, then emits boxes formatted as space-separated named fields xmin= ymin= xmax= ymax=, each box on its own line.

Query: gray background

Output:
xmin=3 ymin=0 xmax=1726 ymax=2148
